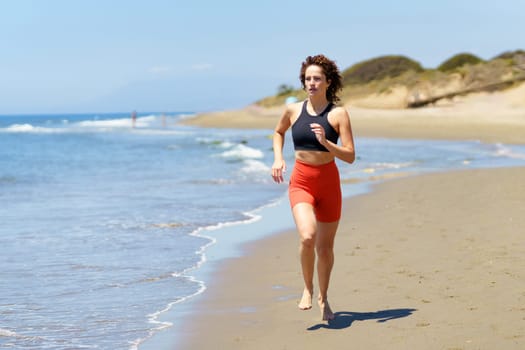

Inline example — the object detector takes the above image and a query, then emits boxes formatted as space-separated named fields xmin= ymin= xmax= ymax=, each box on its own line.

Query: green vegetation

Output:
xmin=492 ymin=49 xmax=525 ymax=61
xmin=255 ymin=49 xmax=525 ymax=108
xmin=341 ymin=55 xmax=424 ymax=84
xmin=437 ymin=53 xmax=483 ymax=72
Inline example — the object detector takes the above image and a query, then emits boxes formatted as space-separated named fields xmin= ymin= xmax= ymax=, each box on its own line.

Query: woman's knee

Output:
xmin=316 ymin=245 xmax=333 ymax=259
xmin=300 ymin=233 xmax=316 ymax=250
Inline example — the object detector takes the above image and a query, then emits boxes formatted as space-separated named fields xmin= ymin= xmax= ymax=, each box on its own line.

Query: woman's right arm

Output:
xmin=271 ymin=107 xmax=292 ymax=183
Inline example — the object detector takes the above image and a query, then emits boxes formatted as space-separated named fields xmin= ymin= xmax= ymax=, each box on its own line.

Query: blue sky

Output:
xmin=0 ymin=0 xmax=523 ymax=114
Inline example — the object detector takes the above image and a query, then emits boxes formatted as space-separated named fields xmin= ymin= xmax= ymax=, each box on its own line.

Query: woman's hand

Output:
xmin=271 ymin=159 xmax=286 ymax=183
xmin=310 ymin=123 xmax=326 ymax=146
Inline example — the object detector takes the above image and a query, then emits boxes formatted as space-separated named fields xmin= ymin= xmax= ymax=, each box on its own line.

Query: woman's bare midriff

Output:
xmin=295 ymin=150 xmax=335 ymax=165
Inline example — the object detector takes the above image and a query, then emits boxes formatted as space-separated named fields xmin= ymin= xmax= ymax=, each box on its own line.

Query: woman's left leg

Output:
xmin=316 ymin=220 xmax=339 ymax=321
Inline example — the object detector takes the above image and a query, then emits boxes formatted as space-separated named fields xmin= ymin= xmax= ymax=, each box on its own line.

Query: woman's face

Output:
xmin=304 ymin=65 xmax=330 ymax=98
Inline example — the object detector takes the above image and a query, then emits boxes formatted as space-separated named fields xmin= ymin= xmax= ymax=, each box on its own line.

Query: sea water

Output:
xmin=1 ymin=112 xmax=524 ymax=349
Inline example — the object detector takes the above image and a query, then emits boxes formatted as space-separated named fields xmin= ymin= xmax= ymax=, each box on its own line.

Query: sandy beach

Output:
xmin=174 ymin=86 xmax=525 ymax=349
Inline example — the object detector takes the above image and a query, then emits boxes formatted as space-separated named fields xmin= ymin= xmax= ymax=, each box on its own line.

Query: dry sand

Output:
xmin=173 ymin=85 xmax=525 ymax=349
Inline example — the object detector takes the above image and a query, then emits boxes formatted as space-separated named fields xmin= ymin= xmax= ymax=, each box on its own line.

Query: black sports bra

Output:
xmin=292 ymin=101 xmax=339 ymax=152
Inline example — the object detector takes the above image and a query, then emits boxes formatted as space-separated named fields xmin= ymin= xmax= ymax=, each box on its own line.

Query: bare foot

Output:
xmin=318 ymin=299 xmax=335 ymax=321
xmin=298 ymin=288 xmax=313 ymax=310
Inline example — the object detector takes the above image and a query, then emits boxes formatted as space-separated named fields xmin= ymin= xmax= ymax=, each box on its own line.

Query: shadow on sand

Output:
xmin=307 ymin=308 xmax=417 ymax=331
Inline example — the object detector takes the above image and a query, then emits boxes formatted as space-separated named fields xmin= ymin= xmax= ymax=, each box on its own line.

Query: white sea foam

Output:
xmin=175 ymin=113 xmax=196 ymax=120
xmin=0 ymin=328 xmax=44 ymax=342
xmin=196 ymin=137 xmax=235 ymax=148
xmin=132 ymin=128 xmax=192 ymax=136
xmin=371 ymin=161 xmax=418 ymax=169
xmin=202 ymin=211 xmax=262 ymax=232
xmin=1 ymin=123 xmax=61 ymax=133
xmin=240 ymin=160 xmax=271 ymax=180
xmin=0 ymin=328 xmax=19 ymax=337
xmin=349 ymin=161 xmax=417 ymax=175
xmin=220 ymin=144 xmax=264 ymax=160
xmin=129 ymin=275 xmax=206 ymax=350
xmin=492 ymin=143 xmax=525 ymax=160
xmin=75 ymin=118 xmax=130 ymax=128
xmin=74 ymin=115 xmax=155 ymax=128
xmin=218 ymin=141 xmax=236 ymax=149
xmin=0 ymin=115 xmax=193 ymax=135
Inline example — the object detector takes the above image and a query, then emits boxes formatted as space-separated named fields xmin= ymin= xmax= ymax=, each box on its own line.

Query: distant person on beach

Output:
xmin=131 ymin=110 xmax=137 ymax=128
xmin=271 ymin=54 xmax=355 ymax=321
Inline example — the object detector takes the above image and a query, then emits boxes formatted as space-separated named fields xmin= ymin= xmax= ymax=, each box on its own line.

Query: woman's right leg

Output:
xmin=292 ymin=202 xmax=317 ymax=310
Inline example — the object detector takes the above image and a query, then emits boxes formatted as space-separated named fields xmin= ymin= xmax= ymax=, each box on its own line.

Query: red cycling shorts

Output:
xmin=288 ymin=159 xmax=342 ymax=222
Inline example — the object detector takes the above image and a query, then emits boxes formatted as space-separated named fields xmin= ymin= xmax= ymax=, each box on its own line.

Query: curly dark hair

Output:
xmin=300 ymin=54 xmax=343 ymax=103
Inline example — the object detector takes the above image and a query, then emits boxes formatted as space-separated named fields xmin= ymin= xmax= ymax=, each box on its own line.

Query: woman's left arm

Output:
xmin=313 ymin=107 xmax=356 ymax=163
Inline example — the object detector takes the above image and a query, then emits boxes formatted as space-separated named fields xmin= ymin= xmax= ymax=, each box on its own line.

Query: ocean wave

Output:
xmin=0 ymin=328 xmax=44 ymax=342
xmin=132 ymin=128 xmax=193 ymax=136
xmin=492 ymin=143 xmax=525 ymax=160
xmin=219 ymin=144 xmax=264 ymax=160
xmin=371 ymin=161 xmax=419 ymax=169
xmin=0 ymin=115 xmax=193 ymax=135
xmin=238 ymin=159 xmax=272 ymax=183
xmin=74 ymin=115 xmax=155 ymax=129
xmin=201 ymin=211 xmax=262 ymax=232
xmin=355 ymin=161 xmax=419 ymax=174
xmin=218 ymin=141 xmax=236 ymax=149
xmin=241 ymin=159 xmax=270 ymax=174
xmin=175 ymin=113 xmax=196 ymax=121
xmin=0 ymin=123 xmax=63 ymax=133
xmin=0 ymin=328 xmax=19 ymax=337
xmin=197 ymin=137 xmax=236 ymax=149
xmin=187 ymin=178 xmax=234 ymax=185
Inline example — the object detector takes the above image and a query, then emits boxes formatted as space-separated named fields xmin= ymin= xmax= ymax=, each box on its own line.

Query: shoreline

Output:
xmin=139 ymin=181 xmax=373 ymax=350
